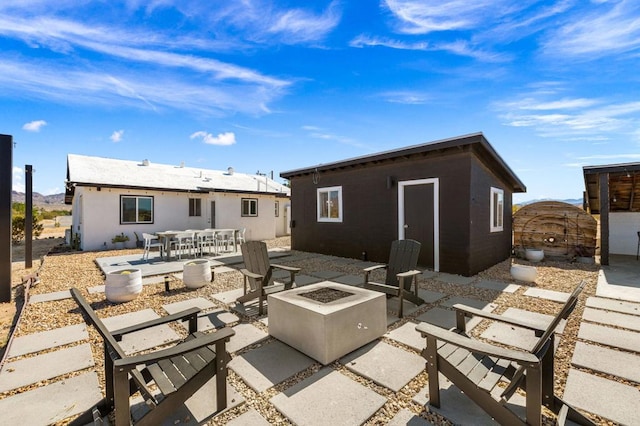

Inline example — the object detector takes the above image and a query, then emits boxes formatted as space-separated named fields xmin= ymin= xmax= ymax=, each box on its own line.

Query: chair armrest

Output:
xmin=271 ymin=264 xmax=301 ymax=273
xmin=240 ymin=268 xmax=264 ymax=280
xmin=112 ymin=307 xmax=201 ymax=338
xmin=452 ymin=304 xmax=548 ymax=332
xmin=363 ymin=264 xmax=387 ymax=273
xmin=415 ymin=322 xmax=539 ymax=366
xmin=397 ymin=270 xmax=421 ymax=279
xmin=114 ymin=328 xmax=235 ymax=369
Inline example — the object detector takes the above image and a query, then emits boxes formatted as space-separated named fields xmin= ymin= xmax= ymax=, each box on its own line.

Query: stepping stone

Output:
xmin=441 ymin=296 xmax=496 ymax=311
xmin=88 ymin=275 xmax=167 ymax=294
xmin=227 ymin=323 xmax=269 ymax=353
xmin=0 ymin=372 xmax=102 ymax=425
xmin=101 ymin=309 xmax=181 ymax=354
xmin=332 ymin=274 xmax=364 ymax=286
xmin=7 ymin=323 xmax=88 ymax=358
xmin=229 ymin=340 xmax=315 ymax=393
xmin=309 ymin=270 xmax=344 ymax=280
xmin=586 ymin=296 xmax=640 ymax=316
xmin=421 ymin=270 xmax=438 ymax=279
xmin=481 ymin=308 xmax=564 ymax=351
xmin=87 ymin=284 xmax=106 ymax=294
xmin=583 ymin=307 xmax=640 ymax=332
xmin=227 ymin=408 xmax=271 ymax=426
xmin=475 ymin=279 xmax=520 ymax=293
xmin=385 ymin=321 xmax=424 ymax=351
xmin=387 ymin=297 xmax=422 ymax=317
xmin=351 ymin=261 xmax=381 ymax=269
xmin=523 ymin=288 xmax=570 ymax=303
xmin=232 ymin=299 xmax=263 ymax=317
xmin=292 ymin=274 xmax=323 ymax=287
xmin=416 ymin=307 xmax=484 ymax=331
xmin=270 ymin=368 xmax=386 ymax=426
xmin=418 ymin=289 xmax=446 ymax=304
xmin=212 ymin=288 xmax=244 ymax=305
xmin=435 ymin=273 xmax=475 ymax=285
xmin=213 ymin=265 xmax=236 ymax=274
xmin=0 ymin=344 xmax=94 ymax=393
xmin=29 ymin=290 xmax=71 ymax=303
xmin=388 ymin=409 xmax=433 ymax=426
xmin=162 ymin=297 xmax=215 ymax=314
xmin=177 ymin=309 xmax=238 ymax=332
xmin=563 ymin=369 xmax=640 ymax=426
xmin=578 ymin=322 xmax=640 ymax=353
xmin=572 ymin=341 xmax=640 ymax=383
xmin=273 ymin=269 xmax=293 ymax=280
xmin=341 ymin=341 xmax=424 ymax=392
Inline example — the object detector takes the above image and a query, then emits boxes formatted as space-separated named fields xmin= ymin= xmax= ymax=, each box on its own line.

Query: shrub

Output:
xmin=12 ymin=214 xmax=44 ymax=244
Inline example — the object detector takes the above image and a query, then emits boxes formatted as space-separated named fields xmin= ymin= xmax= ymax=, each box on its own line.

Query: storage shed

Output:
xmin=281 ymin=133 xmax=526 ymax=277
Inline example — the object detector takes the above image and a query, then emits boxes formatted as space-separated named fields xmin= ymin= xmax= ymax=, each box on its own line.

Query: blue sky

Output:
xmin=2 ymin=1 xmax=640 ymax=203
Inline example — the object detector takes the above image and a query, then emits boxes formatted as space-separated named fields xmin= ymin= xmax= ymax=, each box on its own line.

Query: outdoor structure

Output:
xmin=65 ymin=155 xmax=290 ymax=251
xmin=583 ymin=162 xmax=640 ymax=265
xmin=0 ymin=134 xmax=12 ymax=302
xmin=281 ymin=133 xmax=526 ymax=277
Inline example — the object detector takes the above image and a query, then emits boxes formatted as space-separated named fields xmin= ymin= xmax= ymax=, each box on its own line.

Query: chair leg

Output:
xmin=113 ymin=368 xmax=131 ymax=426
xmin=425 ymin=335 xmax=441 ymax=408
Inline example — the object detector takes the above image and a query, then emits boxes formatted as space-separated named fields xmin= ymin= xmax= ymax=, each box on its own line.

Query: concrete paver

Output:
xmin=474 ymin=279 xmax=520 ymax=293
xmin=523 ymin=287 xmax=570 ymax=303
xmin=416 ymin=307 xmax=483 ymax=331
xmin=7 ymin=323 xmax=88 ymax=358
xmin=308 ymin=270 xmax=344 ymax=280
xmin=28 ymin=290 xmax=71 ymax=303
xmin=332 ymin=274 xmax=364 ymax=286
xmin=101 ymin=309 xmax=181 ymax=354
xmin=226 ymin=408 xmax=271 ymax=426
xmin=341 ymin=341 xmax=425 ymax=392
xmin=583 ymin=306 xmax=640 ymax=332
xmin=481 ymin=308 xmax=564 ymax=350
xmin=577 ymin=322 xmax=640 ymax=353
xmin=211 ymin=287 xmax=244 ymax=304
xmin=418 ymin=289 xmax=446 ymax=303
xmin=388 ymin=408 xmax=433 ymax=426
xmin=435 ymin=273 xmax=475 ymax=285
xmin=177 ymin=309 xmax=239 ymax=332
xmin=586 ymin=296 xmax=640 ymax=316
xmin=227 ymin=323 xmax=269 ymax=354
xmin=162 ymin=297 xmax=215 ymax=314
xmin=571 ymin=341 xmax=640 ymax=383
xmin=385 ymin=321 xmax=424 ymax=351
xmin=441 ymin=296 xmax=496 ymax=311
xmin=270 ymin=368 xmax=386 ymax=426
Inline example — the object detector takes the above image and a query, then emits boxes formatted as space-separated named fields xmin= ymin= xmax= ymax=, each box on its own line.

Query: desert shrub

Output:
xmin=12 ymin=214 xmax=44 ymax=244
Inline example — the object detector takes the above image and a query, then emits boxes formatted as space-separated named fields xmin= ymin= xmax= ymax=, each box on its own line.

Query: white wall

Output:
xmin=610 ymin=212 xmax=640 ymax=255
xmin=212 ymin=193 xmax=278 ymax=241
xmin=275 ymin=200 xmax=290 ymax=236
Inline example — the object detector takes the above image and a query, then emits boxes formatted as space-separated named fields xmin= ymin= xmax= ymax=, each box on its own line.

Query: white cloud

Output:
xmin=350 ymin=34 xmax=429 ymax=50
xmin=22 ymin=119 xmax=47 ymax=132
xmin=110 ymin=129 xmax=124 ymax=142
xmin=190 ymin=131 xmax=236 ymax=146
xmin=378 ymin=90 xmax=430 ymax=104
xmin=12 ymin=166 xmax=24 ymax=192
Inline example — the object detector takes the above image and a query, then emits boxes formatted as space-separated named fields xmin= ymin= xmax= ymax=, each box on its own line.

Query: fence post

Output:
xmin=0 ymin=134 xmax=13 ymax=302
xmin=25 ymin=165 xmax=33 ymax=269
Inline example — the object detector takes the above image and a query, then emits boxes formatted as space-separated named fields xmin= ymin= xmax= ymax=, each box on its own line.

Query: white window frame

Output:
xmin=188 ymin=198 xmax=202 ymax=217
xmin=490 ymin=187 xmax=504 ymax=232
xmin=241 ymin=198 xmax=258 ymax=217
xmin=317 ymin=186 xmax=343 ymax=222
xmin=120 ymin=195 xmax=154 ymax=224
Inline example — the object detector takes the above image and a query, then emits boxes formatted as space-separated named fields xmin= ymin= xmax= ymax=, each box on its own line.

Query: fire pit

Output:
xmin=268 ymin=282 xmax=386 ymax=365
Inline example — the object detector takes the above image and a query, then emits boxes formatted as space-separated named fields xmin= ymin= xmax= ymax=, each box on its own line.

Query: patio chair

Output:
xmin=197 ymin=230 xmax=216 ymax=256
xmin=363 ymin=239 xmax=423 ymax=317
xmin=415 ymin=280 xmax=594 ymax=426
xmin=69 ymin=288 xmax=235 ymax=426
xmin=170 ymin=231 xmax=196 ymax=259
xmin=141 ymin=232 xmax=164 ymax=260
xmin=215 ymin=229 xmax=236 ymax=253
xmin=236 ymin=228 xmax=246 ymax=245
xmin=236 ymin=241 xmax=300 ymax=315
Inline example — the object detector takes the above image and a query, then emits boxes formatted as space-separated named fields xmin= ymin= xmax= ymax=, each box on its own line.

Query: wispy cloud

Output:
xmin=350 ymin=35 xmax=428 ymax=50
xmin=22 ymin=119 xmax=47 ymax=132
xmin=301 ymin=125 xmax=364 ymax=148
xmin=378 ymin=90 xmax=431 ymax=104
xmin=190 ymin=131 xmax=236 ymax=146
xmin=110 ymin=130 xmax=124 ymax=142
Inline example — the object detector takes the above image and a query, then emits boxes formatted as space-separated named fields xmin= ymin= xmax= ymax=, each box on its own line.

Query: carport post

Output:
xmin=0 ymin=134 xmax=13 ymax=302
xmin=25 ymin=165 xmax=33 ymax=268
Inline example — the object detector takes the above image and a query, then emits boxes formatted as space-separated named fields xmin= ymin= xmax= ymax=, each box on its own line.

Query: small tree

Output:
xmin=12 ymin=214 xmax=44 ymax=244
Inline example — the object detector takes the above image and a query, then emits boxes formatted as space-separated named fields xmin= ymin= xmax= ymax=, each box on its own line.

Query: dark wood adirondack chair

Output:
xmin=416 ymin=281 xmax=595 ymax=426
xmin=363 ymin=239 xmax=424 ymax=317
xmin=236 ymin=241 xmax=301 ymax=315
xmin=69 ymin=288 xmax=235 ymax=426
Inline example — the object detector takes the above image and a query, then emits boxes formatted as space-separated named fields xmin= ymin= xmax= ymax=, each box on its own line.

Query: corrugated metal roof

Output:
xmin=66 ymin=154 xmax=290 ymax=195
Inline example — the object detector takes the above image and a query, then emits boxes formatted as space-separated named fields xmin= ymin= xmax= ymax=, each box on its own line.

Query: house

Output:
xmin=583 ymin=162 xmax=640 ymax=264
xmin=65 ymin=154 xmax=290 ymax=251
xmin=280 ymin=133 xmax=526 ymax=277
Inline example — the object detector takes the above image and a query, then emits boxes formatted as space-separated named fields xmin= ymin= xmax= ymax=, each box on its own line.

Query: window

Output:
xmin=275 ymin=200 xmax=279 ymax=217
xmin=317 ymin=186 xmax=342 ymax=222
xmin=490 ymin=187 xmax=504 ymax=232
xmin=121 ymin=196 xmax=153 ymax=224
xmin=242 ymin=198 xmax=258 ymax=217
xmin=189 ymin=198 xmax=201 ymax=217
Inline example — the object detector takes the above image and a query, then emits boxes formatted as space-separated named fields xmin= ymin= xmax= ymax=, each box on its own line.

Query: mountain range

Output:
xmin=12 ymin=191 xmax=67 ymax=208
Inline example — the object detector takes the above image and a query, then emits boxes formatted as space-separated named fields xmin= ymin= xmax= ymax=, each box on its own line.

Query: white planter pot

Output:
xmin=510 ymin=264 xmax=537 ymax=283
xmin=183 ymin=259 xmax=212 ymax=289
xmin=525 ymin=249 xmax=544 ymax=262
xmin=105 ymin=269 xmax=142 ymax=302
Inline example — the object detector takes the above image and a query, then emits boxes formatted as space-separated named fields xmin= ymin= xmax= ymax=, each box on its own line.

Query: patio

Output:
xmin=0 ymin=241 xmax=639 ymax=425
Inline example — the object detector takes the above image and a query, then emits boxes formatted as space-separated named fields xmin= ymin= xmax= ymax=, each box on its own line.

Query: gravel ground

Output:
xmin=1 ymin=237 xmax=604 ymax=425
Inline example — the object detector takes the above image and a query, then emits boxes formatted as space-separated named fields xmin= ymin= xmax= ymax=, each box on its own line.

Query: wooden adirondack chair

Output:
xmin=236 ymin=241 xmax=300 ymax=315
xmin=415 ymin=281 xmax=595 ymax=426
xmin=69 ymin=288 xmax=235 ymax=426
xmin=363 ymin=239 xmax=424 ymax=317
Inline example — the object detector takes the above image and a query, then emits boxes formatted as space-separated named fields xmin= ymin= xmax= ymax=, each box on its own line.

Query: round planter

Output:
xmin=510 ymin=264 xmax=537 ymax=283
xmin=105 ymin=268 xmax=142 ymax=302
xmin=525 ymin=249 xmax=544 ymax=262
xmin=183 ymin=259 xmax=212 ymax=289
xmin=576 ymin=256 xmax=595 ymax=264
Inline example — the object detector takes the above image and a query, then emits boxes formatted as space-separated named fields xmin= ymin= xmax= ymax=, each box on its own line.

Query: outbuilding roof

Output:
xmin=280 ymin=132 xmax=526 ymax=192
xmin=583 ymin=162 xmax=640 ymax=214
xmin=65 ymin=154 xmax=289 ymax=203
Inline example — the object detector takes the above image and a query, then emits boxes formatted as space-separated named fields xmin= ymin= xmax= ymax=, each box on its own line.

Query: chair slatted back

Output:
xmin=385 ymin=239 xmax=421 ymax=288
xmin=241 ymin=241 xmax=273 ymax=291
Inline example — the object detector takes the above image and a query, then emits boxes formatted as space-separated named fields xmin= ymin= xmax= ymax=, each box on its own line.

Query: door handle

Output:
xmin=404 ymin=224 xmax=409 ymax=229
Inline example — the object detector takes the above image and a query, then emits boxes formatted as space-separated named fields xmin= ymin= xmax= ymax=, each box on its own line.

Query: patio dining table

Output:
xmin=155 ymin=230 xmax=181 ymax=261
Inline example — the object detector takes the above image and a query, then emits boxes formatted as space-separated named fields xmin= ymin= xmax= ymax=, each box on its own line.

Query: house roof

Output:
xmin=280 ymin=132 xmax=526 ymax=192
xmin=583 ymin=162 xmax=640 ymax=214
xmin=65 ymin=154 xmax=289 ymax=203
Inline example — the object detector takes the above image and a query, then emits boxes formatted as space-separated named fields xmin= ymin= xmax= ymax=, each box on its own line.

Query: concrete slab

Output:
xmin=162 ymin=297 xmax=215 ymax=314
xmin=227 ymin=323 xmax=269 ymax=354
xmin=572 ymin=341 xmax=640 ymax=383
xmin=578 ymin=322 xmax=640 ymax=353
xmin=28 ymin=289 xmax=71 ymax=303
xmin=563 ymin=369 xmax=640 ymax=426
xmin=212 ymin=288 xmax=244 ymax=305
xmin=0 ymin=372 xmax=102 ymax=425
xmin=481 ymin=308 xmax=564 ymax=351
xmin=596 ymin=255 xmax=640 ymax=303
xmin=101 ymin=309 xmax=181 ymax=354
xmin=418 ymin=289 xmax=446 ymax=304
xmin=421 ymin=270 xmax=438 ymax=279
xmin=386 ymin=297 xmax=423 ymax=317
xmin=292 ymin=274 xmax=323 ymax=287
xmin=213 ymin=265 xmax=236 ymax=274
xmin=177 ymin=309 xmax=238 ymax=332
xmin=385 ymin=321 xmax=424 ymax=351
xmin=332 ymin=274 xmax=365 ymax=286
xmin=270 ymin=368 xmax=386 ymax=426
xmin=308 ymin=270 xmax=344 ymax=280
xmin=341 ymin=341 xmax=424 ymax=392
xmin=229 ymin=340 xmax=315 ymax=393
xmin=523 ymin=288 xmax=570 ymax=303
xmin=440 ymin=296 xmax=497 ymax=311
xmin=475 ymin=279 xmax=520 ymax=293
xmin=583 ymin=307 xmax=640 ymax=332
xmin=0 ymin=344 xmax=94 ymax=393
xmin=388 ymin=409 xmax=433 ymax=426
xmin=586 ymin=296 xmax=640 ymax=316
xmin=416 ymin=307 xmax=483 ymax=331
xmin=7 ymin=323 xmax=88 ymax=358
xmin=435 ymin=273 xmax=475 ymax=285
xmin=226 ymin=408 xmax=271 ymax=426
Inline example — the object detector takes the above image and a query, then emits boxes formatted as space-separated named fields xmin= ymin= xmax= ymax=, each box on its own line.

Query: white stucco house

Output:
xmin=65 ymin=154 xmax=290 ymax=251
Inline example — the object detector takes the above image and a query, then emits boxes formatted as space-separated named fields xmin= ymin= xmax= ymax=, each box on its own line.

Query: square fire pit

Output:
xmin=268 ymin=281 xmax=386 ymax=365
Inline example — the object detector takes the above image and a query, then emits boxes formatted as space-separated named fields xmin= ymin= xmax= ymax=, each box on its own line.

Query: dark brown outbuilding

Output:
xmin=281 ymin=133 xmax=526 ymax=277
